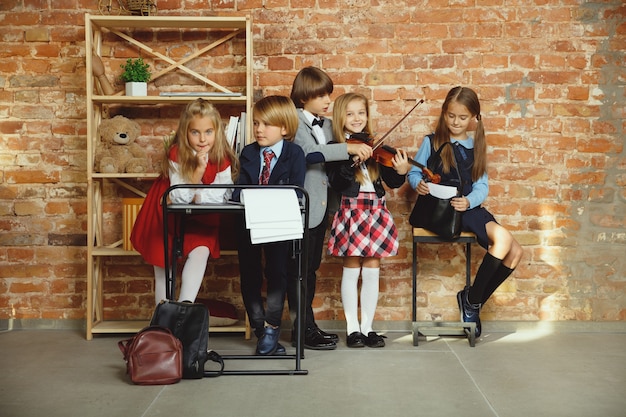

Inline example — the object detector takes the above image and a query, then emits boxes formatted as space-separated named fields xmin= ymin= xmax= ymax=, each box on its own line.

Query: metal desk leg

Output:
xmin=412 ymin=237 xmax=419 ymax=346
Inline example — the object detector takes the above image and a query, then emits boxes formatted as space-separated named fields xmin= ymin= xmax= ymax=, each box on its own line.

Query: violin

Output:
xmin=347 ymin=133 xmax=441 ymax=184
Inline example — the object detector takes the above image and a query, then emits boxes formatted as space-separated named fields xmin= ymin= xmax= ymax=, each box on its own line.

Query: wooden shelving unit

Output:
xmin=84 ymin=13 xmax=252 ymax=340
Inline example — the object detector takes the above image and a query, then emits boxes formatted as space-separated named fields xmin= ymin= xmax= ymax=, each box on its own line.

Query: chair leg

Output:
xmin=245 ymin=313 xmax=251 ymax=340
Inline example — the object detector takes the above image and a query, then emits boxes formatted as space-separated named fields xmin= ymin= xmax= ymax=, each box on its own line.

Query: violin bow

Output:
xmin=370 ymin=99 xmax=424 ymax=151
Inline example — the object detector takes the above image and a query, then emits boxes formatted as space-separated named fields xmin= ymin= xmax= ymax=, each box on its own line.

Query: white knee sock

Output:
xmin=154 ymin=266 xmax=166 ymax=305
xmin=341 ymin=267 xmax=362 ymax=335
xmin=178 ymin=246 xmax=210 ymax=302
xmin=360 ymin=267 xmax=380 ymax=335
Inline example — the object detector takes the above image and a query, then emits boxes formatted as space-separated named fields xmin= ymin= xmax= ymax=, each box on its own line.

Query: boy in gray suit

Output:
xmin=287 ymin=67 xmax=372 ymax=350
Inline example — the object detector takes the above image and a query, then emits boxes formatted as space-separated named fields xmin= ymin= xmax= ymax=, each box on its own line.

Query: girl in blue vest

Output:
xmin=407 ymin=86 xmax=523 ymax=338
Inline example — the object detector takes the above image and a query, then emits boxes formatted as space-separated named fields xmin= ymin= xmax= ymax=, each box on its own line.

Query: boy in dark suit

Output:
xmin=234 ymin=96 xmax=305 ymax=355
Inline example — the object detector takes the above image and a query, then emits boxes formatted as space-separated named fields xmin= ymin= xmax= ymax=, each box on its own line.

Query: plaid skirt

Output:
xmin=327 ymin=192 xmax=398 ymax=258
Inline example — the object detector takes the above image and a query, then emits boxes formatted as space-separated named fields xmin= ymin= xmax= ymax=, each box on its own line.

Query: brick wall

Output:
xmin=0 ymin=1 xmax=624 ymax=325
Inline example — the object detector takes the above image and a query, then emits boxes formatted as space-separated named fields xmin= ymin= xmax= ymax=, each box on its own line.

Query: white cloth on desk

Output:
xmin=241 ymin=188 xmax=303 ymax=244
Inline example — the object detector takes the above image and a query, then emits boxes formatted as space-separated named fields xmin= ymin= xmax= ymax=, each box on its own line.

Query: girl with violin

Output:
xmin=407 ymin=86 xmax=523 ymax=338
xmin=326 ymin=92 xmax=411 ymax=348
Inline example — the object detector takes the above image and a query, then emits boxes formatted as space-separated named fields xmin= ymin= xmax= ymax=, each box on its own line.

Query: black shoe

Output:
xmin=457 ymin=288 xmax=482 ymax=338
xmin=275 ymin=343 xmax=286 ymax=355
xmin=364 ymin=332 xmax=386 ymax=348
xmin=346 ymin=332 xmax=365 ymax=348
xmin=315 ymin=327 xmax=339 ymax=341
xmin=293 ymin=326 xmax=338 ymax=342
xmin=291 ymin=328 xmax=337 ymax=350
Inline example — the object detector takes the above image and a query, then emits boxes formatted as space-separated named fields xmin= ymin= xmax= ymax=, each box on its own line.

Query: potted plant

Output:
xmin=120 ymin=57 xmax=151 ymax=96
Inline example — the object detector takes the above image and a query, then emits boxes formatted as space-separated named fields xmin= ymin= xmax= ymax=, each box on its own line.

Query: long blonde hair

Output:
xmin=332 ymin=92 xmax=379 ymax=184
xmin=432 ymin=86 xmax=486 ymax=182
xmin=162 ymin=98 xmax=239 ymax=181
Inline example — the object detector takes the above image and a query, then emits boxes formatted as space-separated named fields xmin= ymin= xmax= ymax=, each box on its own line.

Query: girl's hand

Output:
xmin=451 ymin=196 xmax=470 ymax=212
xmin=192 ymin=151 xmax=209 ymax=184
xmin=391 ymin=148 xmax=411 ymax=175
xmin=197 ymin=150 xmax=209 ymax=168
xmin=416 ymin=180 xmax=430 ymax=195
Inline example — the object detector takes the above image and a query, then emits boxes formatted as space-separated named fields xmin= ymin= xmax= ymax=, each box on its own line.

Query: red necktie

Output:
xmin=259 ymin=149 xmax=274 ymax=185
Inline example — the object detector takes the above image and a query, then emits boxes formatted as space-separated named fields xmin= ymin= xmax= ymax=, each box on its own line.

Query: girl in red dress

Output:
xmin=131 ymin=99 xmax=239 ymax=304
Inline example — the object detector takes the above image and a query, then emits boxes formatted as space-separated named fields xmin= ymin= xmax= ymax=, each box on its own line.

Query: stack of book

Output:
xmin=226 ymin=112 xmax=246 ymax=155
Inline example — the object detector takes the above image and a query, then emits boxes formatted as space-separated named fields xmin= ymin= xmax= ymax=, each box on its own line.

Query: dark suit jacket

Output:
xmin=233 ymin=140 xmax=306 ymax=200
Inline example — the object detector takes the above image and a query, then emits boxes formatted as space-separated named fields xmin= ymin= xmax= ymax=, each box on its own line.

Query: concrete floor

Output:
xmin=1 ymin=323 xmax=625 ymax=417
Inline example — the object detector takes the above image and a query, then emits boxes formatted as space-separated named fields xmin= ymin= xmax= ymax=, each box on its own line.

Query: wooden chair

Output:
xmin=411 ymin=228 xmax=477 ymax=347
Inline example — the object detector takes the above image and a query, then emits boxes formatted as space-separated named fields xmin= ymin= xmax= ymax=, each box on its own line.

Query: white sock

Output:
xmin=360 ymin=267 xmax=380 ymax=335
xmin=341 ymin=267 xmax=361 ymax=335
xmin=154 ymin=266 xmax=166 ymax=305
xmin=178 ymin=246 xmax=210 ymax=302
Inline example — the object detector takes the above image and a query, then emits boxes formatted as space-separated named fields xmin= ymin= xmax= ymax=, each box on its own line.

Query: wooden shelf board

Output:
xmin=91 ymin=320 xmax=148 ymax=333
xmin=91 ymin=173 xmax=159 ymax=179
xmin=91 ymin=95 xmax=247 ymax=105
xmin=91 ymin=320 xmax=248 ymax=334
xmin=89 ymin=14 xmax=248 ymax=29
xmin=92 ymin=247 xmax=140 ymax=256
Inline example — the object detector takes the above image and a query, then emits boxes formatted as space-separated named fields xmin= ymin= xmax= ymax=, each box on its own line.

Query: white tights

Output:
xmin=341 ymin=266 xmax=380 ymax=335
xmin=154 ymin=246 xmax=210 ymax=304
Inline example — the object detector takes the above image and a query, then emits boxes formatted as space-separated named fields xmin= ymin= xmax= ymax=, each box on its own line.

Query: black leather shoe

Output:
xmin=291 ymin=326 xmax=338 ymax=342
xmin=292 ymin=328 xmax=337 ymax=350
xmin=275 ymin=343 xmax=286 ymax=355
xmin=315 ymin=327 xmax=339 ymax=341
xmin=364 ymin=332 xmax=386 ymax=348
xmin=346 ymin=332 xmax=365 ymax=348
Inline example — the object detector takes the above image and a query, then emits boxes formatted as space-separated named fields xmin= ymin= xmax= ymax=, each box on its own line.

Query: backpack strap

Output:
xmin=203 ymin=350 xmax=225 ymax=377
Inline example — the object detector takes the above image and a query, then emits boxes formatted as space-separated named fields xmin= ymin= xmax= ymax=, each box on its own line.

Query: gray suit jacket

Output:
xmin=294 ymin=109 xmax=350 ymax=228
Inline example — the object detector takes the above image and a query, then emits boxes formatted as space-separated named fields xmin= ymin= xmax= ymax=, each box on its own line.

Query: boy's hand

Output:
xmin=347 ymin=142 xmax=373 ymax=162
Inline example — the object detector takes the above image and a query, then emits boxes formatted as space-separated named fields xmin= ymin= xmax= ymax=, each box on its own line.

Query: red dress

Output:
xmin=130 ymin=146 xmax=231 ymax=268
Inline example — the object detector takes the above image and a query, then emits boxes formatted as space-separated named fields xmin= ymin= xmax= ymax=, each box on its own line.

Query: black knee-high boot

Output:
xmin=468 ymin=252 xmax=502 ymax=305
xmin=480 ymin=263 xmax=515 ymax=304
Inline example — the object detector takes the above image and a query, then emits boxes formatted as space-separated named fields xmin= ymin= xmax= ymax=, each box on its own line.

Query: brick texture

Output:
xmin=0 ymin=2 xmax=624 ymax=325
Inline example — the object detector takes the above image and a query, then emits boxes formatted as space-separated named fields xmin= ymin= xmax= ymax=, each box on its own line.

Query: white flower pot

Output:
xmin=125 ymin=82 xmax=147 ymax=96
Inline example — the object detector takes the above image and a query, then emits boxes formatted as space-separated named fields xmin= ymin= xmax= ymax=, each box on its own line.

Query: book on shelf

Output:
xmin=236 ymin=112 xmax=246 ymax=155
xmin=226 ymin=116 xmax=239 ymax=149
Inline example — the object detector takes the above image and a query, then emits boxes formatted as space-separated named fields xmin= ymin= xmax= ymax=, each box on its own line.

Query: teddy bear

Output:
xmin=95 ymin=115 xmax=149 ymax=173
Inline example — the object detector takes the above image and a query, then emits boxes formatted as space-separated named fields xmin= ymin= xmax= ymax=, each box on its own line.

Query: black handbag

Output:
xmin=409 ymin=142 xmax=463 ymax=240
xmin=150 ymin=300 xmax=224 ymax=379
